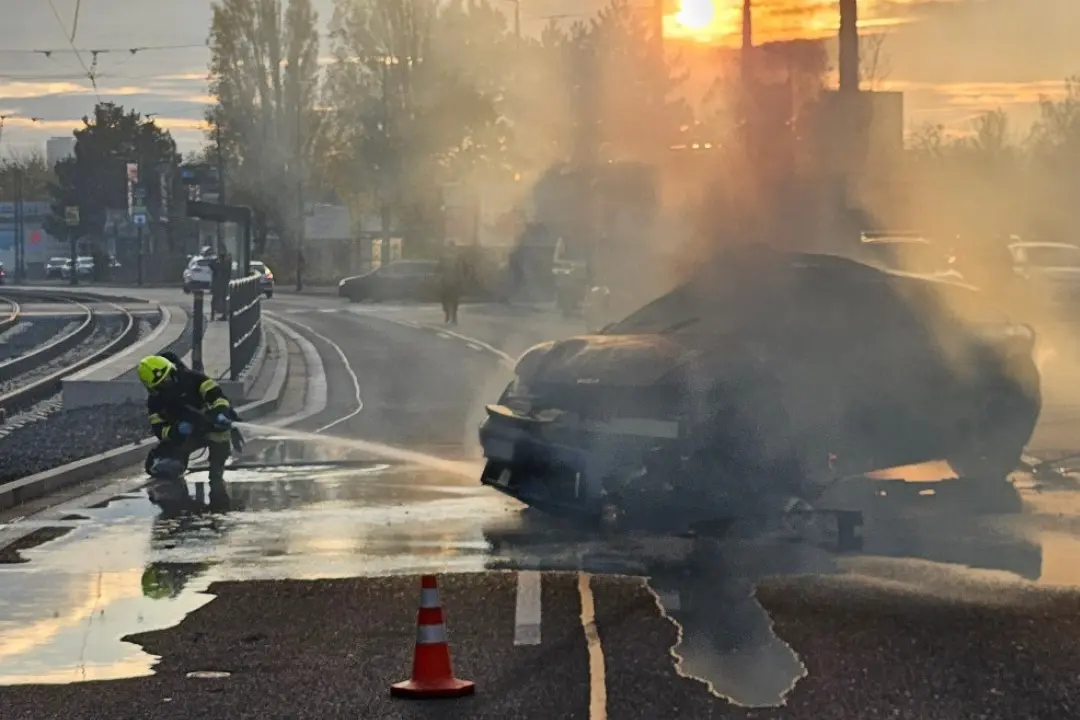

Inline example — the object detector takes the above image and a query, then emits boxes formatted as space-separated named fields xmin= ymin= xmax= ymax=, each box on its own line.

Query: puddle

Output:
xmin=0 ymin=527 xmax=74 ymax=564
xmin=0 ymin=459 xmax=515 ymax=685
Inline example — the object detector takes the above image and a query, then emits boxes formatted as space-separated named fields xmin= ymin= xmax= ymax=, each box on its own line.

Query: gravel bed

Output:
xmin=0 ymin=318 xmax=80 ymax=363
xmin=0 ymin=315 xmax=130 ymax=395
xmin=0 ymin=401 xmax=148 ymax=484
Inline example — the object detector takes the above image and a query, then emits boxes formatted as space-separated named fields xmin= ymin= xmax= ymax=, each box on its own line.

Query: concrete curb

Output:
xmin=68 ymin=304 xmax=171 ymax=381
xmin=0 ymin=322 xmax=291 ymax=511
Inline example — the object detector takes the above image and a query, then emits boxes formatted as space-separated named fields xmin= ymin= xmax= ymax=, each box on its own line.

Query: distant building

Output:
xmin=46 ymin=136 xmax=76 ymax=168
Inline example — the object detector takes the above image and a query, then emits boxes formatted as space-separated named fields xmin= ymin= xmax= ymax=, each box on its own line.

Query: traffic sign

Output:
xmin=29 ymin=230 xmax=41 ymax=244
xmin=133 ymin=213 xmax=147 ymax=226
xmin=64 ymin=206 xmax=79 ymax=226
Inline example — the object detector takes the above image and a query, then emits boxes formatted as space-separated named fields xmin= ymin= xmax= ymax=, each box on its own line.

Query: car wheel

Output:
xmin=183 ymin=285 xmax=191 ymax=294
xmin=948 ymin=361 xmax=1040 ymax=481
xmin=264 ymin=290 xmax=273 ymax=299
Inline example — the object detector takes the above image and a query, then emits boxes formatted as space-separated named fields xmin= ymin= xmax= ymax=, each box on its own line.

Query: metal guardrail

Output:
xmin=227 ymin=275 xmax=262 ymax=381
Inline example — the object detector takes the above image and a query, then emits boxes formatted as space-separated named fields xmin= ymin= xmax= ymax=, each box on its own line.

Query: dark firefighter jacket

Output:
xmin=147 ymin=367 xmax=234 ymax=443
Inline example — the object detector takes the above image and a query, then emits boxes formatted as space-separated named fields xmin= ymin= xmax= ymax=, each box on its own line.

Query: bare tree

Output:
xmin=859 ymin=32 xmax=891 ymax=90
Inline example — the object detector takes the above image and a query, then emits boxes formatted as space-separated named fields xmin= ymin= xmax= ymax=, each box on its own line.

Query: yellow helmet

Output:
xmin=137 ymin=355 xmax=176 ymax=390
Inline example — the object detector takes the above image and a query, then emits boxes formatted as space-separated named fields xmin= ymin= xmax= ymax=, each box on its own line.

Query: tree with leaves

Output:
xmin=46 ymin=103 xmax=179 ymax=242
xmin=324 ymin=0 xmax=504 ymax=254
xmin=0 ymin=150 xmax=54 ymax=201
xmin=207 ymin=0 xmax=321 ymax=254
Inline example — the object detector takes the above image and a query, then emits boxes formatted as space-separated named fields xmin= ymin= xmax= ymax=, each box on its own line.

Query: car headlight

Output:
xmin=499 ymin=378 xmax=536 ymax=411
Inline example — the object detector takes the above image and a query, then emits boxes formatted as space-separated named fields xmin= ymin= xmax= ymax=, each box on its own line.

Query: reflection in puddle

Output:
xmin=0 ymin=459 xmax=511 ymax=686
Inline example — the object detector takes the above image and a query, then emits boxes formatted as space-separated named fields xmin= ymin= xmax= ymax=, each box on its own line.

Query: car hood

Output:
xmin=515 ymin=334 xmax=691 ymax=387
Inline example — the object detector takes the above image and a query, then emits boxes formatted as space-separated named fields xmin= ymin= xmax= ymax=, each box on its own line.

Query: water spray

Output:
xmin=233 ymin=422 xmax=484 ymax=480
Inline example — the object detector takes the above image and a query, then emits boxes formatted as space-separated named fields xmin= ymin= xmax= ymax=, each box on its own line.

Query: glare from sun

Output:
xmin=675 ymin=0 xmax=715 ymax=31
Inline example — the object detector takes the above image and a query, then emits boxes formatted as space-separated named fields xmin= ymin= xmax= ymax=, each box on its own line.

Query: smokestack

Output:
xmin=839 ymin=0 xmax=859 ymax=93
xmin=741 ymin=0 xmax=752 ymax=84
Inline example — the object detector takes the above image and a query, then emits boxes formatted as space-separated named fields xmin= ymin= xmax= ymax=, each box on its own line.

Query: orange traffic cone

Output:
xmin=390 ymin=574 xmax=475 ymax=699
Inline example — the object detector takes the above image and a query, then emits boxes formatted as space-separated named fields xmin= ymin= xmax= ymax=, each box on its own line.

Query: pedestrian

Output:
xmin=210 ymin=251 xmax=229 ymax=321
xmin=437 ymin=241 xmax=465 ymax=324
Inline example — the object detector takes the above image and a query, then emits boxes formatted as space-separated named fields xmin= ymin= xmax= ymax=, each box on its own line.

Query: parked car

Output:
xmin=182 ymin=255 xmax=215 ymax=293
xmin=250 ymin=260 xmax=274 ymax=298
xmin=45 ymin=257 xmax=70 ymax=279
xmin=858 ymin=231 xmax=964 ymax=282
xmin=1008 ymin=241 xmax=1080 ymax=306
xmin=478 ymin=247 xmax=1041 ymax=534
xmin=338 ymin=260 xmax=440 ymax=303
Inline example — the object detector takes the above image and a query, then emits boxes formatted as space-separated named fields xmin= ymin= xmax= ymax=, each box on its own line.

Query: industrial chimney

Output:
xmin=839 ymin=0 xmax=859 ymax=93
xmin=740 ymin=0 xmax=753 ymax=84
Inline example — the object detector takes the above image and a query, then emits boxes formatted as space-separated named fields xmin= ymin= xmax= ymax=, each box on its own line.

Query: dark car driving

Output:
xmin=338 ymin=260 xmax=440 ymax=303
xmin=478 ymin=247 xmax=1041 ymax=533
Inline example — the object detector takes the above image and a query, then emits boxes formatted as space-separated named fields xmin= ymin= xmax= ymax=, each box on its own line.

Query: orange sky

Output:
xmin=0 ymin=0 xmax=1075 ymax=150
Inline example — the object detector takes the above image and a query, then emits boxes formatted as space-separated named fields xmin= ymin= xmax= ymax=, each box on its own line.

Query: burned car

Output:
xmin=478 ymin=248 xmax=1041 ymax=533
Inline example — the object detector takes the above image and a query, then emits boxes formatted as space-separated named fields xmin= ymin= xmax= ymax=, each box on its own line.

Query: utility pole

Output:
xmin=215 ymin=119 xmax=226 ymax=252
xmin=379 ymin=57 xmax=392 ymax=264
xmin=295 ymin=99 xmax=304 ymax=291
xmin=839 ymin=0 xmax=860 ymax=94
xmin=13 ymin=166 xmax=22 ymax=283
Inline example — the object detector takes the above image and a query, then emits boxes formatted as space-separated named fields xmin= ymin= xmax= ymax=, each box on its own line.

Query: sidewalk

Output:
xmin=183 ymin=316 xmax=233 ymax=379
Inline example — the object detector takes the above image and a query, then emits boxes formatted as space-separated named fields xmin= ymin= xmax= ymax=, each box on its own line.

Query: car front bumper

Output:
xmin=478 ymin=403 xmax=680 ymax=519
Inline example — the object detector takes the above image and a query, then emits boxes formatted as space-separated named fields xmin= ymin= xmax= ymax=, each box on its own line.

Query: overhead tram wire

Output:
xmin=44 ymin=0 xmax=99 ymax=100
xmin=0 ymin=43 xmax=208 ymax=56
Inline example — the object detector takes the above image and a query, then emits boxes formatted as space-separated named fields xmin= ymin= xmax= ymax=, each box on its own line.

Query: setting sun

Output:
xmin=675 ymin=0 xmax=715 ymax=31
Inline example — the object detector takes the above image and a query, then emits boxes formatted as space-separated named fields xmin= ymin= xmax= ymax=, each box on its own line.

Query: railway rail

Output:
xmin=0 ymin=296 xmax=18 ymax=333
xmin=0 ymin=290 xmax=140 ymax=416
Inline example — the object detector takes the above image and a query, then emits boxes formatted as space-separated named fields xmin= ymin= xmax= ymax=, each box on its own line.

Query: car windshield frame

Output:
xmin=1013 ymin=245 xmax=1080 ymax=269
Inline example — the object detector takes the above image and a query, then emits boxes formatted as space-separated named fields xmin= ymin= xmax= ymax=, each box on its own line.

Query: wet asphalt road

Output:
xmin=5 ymin=296 xmax=1080 ymax=717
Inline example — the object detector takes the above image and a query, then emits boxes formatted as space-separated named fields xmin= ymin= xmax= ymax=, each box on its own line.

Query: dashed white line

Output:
xmin=513 ymin=571 xmax=542 ymax=645
xmin=467 ymin=343 xmax=483 ymax=352
xmin=432 ymin=326 xmax=516 ymax=366
xmin=436 ymin=332 xmax=452 ymax=339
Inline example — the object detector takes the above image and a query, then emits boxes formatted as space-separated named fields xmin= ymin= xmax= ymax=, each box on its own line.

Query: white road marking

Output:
xmin=467 ymin=343 xmax=483 ymax=352
xmin=436 ymin=332 xmax=451 ymax=339
xmin=433 ymin=326 xmax=515 ymax=366
xmin=290 ymin=323 xmax=364 ymax=434
xmin=513 ymin=571 xmax=542 ymax=645
xmin=262 ymin=316 xmax=328 ymax=426
xmin=381 ymin=317 xmax=517 ymax=367
xmin=578 ymin=573 xmax=607 ymax=720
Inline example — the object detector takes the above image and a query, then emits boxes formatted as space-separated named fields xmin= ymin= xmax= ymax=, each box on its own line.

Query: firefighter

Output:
xmin=137 ymin=354 xmax=239 ymax=506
